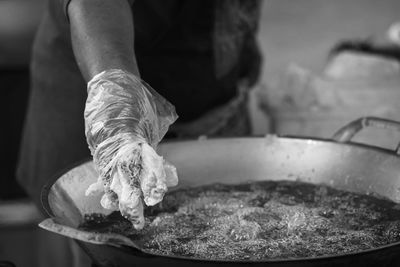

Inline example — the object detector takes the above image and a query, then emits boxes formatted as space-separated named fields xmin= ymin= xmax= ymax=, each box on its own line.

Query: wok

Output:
xmin=40 ymin=117 xmax=400 ymax=267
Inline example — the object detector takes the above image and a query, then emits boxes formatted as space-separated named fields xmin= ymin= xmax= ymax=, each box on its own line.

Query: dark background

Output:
xmin=1 ymin=0 xmax=44 ymax=199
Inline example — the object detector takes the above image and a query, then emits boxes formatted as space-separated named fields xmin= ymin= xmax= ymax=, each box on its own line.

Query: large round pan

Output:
xmin=40 ymin=117 xmax=400 ymax=267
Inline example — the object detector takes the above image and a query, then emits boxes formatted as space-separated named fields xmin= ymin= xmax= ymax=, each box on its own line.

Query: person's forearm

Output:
xmin=68 ymin=0 xmax=139 ymax=82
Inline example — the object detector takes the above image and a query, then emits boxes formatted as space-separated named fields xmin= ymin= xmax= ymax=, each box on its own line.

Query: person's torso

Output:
xmin=38 ymin=0 xmax=262 ymax=122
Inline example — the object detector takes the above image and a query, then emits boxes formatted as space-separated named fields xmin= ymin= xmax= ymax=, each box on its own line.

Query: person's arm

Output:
xmin=68 ymin=0 xmax=139 ymax=81
xmin=67 ymin=0 xmax=178 ymax=230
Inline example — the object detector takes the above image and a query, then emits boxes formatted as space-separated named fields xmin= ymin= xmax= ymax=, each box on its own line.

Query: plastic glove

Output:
xmin=84 ymin=69 xmax=178 ymax=230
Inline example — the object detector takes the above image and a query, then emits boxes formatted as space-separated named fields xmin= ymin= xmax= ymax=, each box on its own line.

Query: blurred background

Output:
xmin=1 ymin=0 xmax=400 ymax=266
xmin=1 ymin=0 xmax=44 ymax=200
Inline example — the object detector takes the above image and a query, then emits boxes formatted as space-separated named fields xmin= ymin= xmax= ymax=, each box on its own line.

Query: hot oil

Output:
xmin=79 ymin=181 xmax=400 ymax=260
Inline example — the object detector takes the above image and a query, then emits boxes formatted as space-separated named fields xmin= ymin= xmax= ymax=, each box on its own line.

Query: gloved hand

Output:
xmin=84 ymin=69 xmax=179 ymax=230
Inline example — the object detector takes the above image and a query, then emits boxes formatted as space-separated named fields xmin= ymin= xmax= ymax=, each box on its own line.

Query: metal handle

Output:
xmin=332 ymin=117 xmax=400 ymax=155
xmin=39 ymin=218 xmax=139 ymax=249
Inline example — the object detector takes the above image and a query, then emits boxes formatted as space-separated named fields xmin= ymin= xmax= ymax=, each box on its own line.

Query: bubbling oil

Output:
xmin=80 ymin=180 xmax=400 ymax=260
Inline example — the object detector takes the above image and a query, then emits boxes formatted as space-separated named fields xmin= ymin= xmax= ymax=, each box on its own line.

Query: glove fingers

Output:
xmin=100 ymin=190 xmax=119 ymax=210
xmin=163 ymin=160 xmax=179 ymax=187
xmin=85 ymin=180 xmax=104 ymax=196
xmin=109 ymin=163 xmax=145 ymax=229
xmin=119 ymin=194 xmax=145 ymax=230
xmin=139 ymin=143 xmax=168 ymax=206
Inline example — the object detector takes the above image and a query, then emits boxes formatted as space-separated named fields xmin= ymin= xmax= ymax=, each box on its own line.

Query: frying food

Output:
xmin=80 ymin=180 xmax=400 ymax=260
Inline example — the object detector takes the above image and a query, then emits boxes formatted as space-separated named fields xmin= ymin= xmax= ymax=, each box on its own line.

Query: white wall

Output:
xmin=251 ymin=0 xmax=400 ymax=135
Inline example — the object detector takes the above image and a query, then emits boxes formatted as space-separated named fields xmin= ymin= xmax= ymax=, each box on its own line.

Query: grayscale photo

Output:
xmin=1 ymin=0 xmax=400 ymax=266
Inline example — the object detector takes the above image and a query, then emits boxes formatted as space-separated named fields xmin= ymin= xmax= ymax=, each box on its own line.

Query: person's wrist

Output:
xmin=87 ymin=68 xmax=139 ymax=91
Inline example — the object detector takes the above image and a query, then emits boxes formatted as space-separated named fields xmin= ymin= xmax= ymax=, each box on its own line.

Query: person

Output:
xmin=17 ymin=0 xmax=263 ymax=266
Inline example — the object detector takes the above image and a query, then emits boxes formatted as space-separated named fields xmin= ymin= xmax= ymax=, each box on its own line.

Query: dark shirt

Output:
xmin=51 ymin=0 xmax=262 ymax=121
